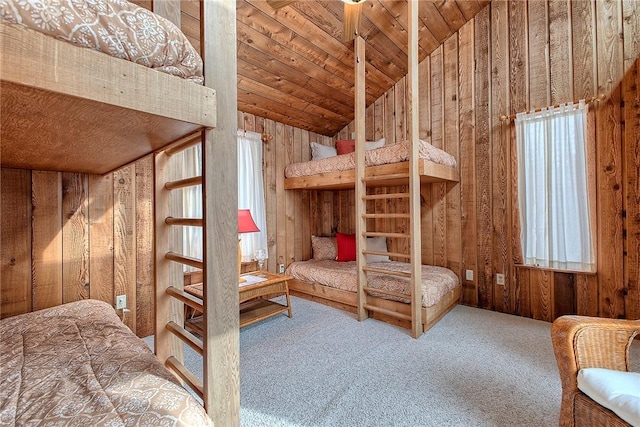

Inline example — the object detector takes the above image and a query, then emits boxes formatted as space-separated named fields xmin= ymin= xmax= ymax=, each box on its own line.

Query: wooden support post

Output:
xmin=408 ymin=0 xmax=422 ymax=338
xmin=355 ymin=35 xmax=368 ymax=322
xmin=202 ymin=0 xmax=240 ymax=424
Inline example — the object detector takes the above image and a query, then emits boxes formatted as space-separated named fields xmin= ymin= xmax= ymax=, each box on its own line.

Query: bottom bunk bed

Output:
xmin=286 ymin=259 xmax=461 ymax=332
xmin=0 ymin=299 xmax=211 ymax=426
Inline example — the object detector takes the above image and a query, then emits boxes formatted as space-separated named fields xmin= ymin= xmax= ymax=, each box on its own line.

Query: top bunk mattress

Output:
xmin=0 ymin=299 xmax=212 ymax=426
xmin=284 ymin=139 xmax=457 ymax=179
xmin=0 ymin=0 xmax=203 ymax=83
xmin=286 ymin=259 xmax=459 ymax=308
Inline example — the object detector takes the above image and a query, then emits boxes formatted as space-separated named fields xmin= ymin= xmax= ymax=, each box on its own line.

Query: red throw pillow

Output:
xmin=336 ymin=232 xmax=356 ymax=262
xmin=336 ymin=139 xmax=356 ymax=155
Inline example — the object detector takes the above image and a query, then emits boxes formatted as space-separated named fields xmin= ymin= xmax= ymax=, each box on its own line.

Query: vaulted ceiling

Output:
xmin=182 ymin=0 xmax=490 ymax=137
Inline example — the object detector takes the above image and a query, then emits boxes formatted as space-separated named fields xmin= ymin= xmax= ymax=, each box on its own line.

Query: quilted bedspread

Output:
xmin=284 ymin=139 xmax=457 ymax=178
xmin=286 ymin=260 xmax=459 ymax=308
xmin=0 ymin=300 xmax=212 ymax=426
xmin=0 ymin=0 xmax=203 ymax=83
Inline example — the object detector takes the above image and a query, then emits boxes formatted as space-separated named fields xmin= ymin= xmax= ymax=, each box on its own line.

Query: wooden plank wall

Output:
xmin=0 ymin=161 xmax=155 ymax=335
xmin=0 ymin=111 xmax=326 ymax=337
xmin=237 ymin=112 xmax=333 ymax=273
xmin=326 ymin=0 xmax=640 ymax=321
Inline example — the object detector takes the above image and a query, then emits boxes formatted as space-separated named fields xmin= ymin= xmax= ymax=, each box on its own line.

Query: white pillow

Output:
xmin=577 ymin=368 xmax=640 ymax=426
xmin=366 ymin=236 xmax=390 ymax=263
xmin=366 ymin=138 xmax=385 ymax=150
xmin=310 ymin=142 xmax=337 ymax=160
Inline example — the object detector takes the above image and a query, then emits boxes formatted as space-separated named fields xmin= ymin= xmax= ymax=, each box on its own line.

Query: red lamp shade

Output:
xmin=238 ymin=209 xmax=260 ymax=234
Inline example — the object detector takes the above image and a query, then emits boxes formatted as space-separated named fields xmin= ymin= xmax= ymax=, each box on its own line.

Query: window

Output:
xmin=237 ymin=130 xmax=268 ymax=262
xmin=182 ymin=130 xmax=267 ymax=266
xmin=515 ymin=100 xmax=594 ymax=272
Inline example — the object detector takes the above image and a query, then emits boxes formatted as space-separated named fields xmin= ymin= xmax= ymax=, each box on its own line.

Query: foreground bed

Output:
xmin=286 ymin=260 xmax=461 ymax=332
xmin=1 ymin=0 xmax=240 ymax=421
xmin=0 ymin=300 xmax=211 ymax=426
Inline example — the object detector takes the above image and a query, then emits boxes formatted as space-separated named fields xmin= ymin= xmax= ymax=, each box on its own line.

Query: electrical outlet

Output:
xmin=465 ymin=269 xmax=474 ymax=281
xmin=496 ymin=273 xmax=505 ymax=286
xmin=278 ymin=263 xmax=285 ymax=274
xmin=116 ymin=295 xmax=127 ymax=310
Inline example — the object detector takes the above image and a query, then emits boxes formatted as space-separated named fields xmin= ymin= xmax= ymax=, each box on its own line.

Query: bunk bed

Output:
xmin=283 ymin=137 xmax=461 ymax=334
xmin=283 ymin=4 xmax=459 ymax=338
xmin=1 ymin=0 xmax=237 ymax=424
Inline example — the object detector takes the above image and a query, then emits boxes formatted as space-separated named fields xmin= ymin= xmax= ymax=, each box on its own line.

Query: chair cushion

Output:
xmin=577 ymin=368 xmax=640 ymax=426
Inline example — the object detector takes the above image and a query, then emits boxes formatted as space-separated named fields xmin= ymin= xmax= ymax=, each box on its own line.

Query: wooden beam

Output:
xmin=355 ymin=35 xmax=368 ymax=322
xmin=202 ymin=0 xmax=240 ymax=424
xmin=408 ymin=0 xmax=422 ymax=339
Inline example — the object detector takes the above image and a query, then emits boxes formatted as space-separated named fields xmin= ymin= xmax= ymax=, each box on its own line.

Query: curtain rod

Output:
xmin=239 ymin=127 xmax=273 ymax=143
xmin=499 ymin=94 xmax=605 ymax=122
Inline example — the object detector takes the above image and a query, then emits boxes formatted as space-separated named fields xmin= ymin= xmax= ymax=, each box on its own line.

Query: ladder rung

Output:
xmin=363 ymin=173 xmax=410 ymax=182
xmin=363 ymin=286 xmax=411 ymax=300
xmin=363 ymin=303 xmax=412 ymax=322
xmin=165 ymin=176 xmax=202 ymax=190
xmin=364 ymin=231 xmax=410 ymax=239
xmin=363 ymin=266 xmax=412 ymax=278
xmin=165 ymin=217 xmax=203 ymax=227
xmin=165 ymin=252 xmax=203 ymax=270
xmin=163 ymin=131 xmax=202 ymax=157
xmin=166 ymin=321 xmax=204 ymax=356
xmin=362 ymin=213 xmax=410 ymax=219
xmin=362 ymin=250 xmax=411 ymax=260
xmin=166 ymin=286 xmax=204 ymax=312
xmin=363 ymin=173 xmax=411 ymax=182
xmin=363 ymin=193 xmax=410 ymax=200
xmin=166 ymin=356 xmax=204 ymax=398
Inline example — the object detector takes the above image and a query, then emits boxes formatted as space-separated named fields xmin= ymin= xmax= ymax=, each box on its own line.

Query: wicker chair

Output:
xmin=551 ymin=315 xmax=640 ymax=427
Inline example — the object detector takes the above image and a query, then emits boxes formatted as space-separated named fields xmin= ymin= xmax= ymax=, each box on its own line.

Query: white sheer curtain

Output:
xmin=181 ymin=131 xmax=267 ymax=265
xmin=515 ymin=100 xmax=594 ymax=271
xmin=238 ymin=130 xmax=268 ymax=262
xmin=182 ymin=145 xmax=203 ymax=267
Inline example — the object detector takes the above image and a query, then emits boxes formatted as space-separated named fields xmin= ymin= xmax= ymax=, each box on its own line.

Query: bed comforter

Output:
xmin=0 ymin=0 xmax=203 ymax=83
xmin=286 ymin=260 xmax=459 ymax=308
xmin=0 ymin=299 xmax=211 ymax=426
xmin=284 ymin=139 xmax=457 ymax=178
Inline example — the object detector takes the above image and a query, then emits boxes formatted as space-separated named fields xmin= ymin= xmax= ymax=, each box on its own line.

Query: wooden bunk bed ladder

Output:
xmin=356 ymin=0 xmax=423 ymax=338
xmin=155 ymin=131 xmax=207 ymax=400
xmin=358 ymin=182 xmax=423 ymax=335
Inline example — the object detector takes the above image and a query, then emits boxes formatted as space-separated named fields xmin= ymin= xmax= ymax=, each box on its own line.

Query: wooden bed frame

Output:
xmin=1 ymin=21 xmax=216 ymax=175
xmin=283 ymin=4 xmax=458 ymax=338
xmin=284 ymin=157 xmax=458 ymax=190
xmin=289 ymin=278 xmax=461 ymax=332
xmin=1 ymin=3 xmax=239 ymax=424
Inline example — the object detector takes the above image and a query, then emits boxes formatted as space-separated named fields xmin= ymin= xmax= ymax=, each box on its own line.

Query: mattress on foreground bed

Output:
xmin=0 ymin=299 xmax=211 ymax=426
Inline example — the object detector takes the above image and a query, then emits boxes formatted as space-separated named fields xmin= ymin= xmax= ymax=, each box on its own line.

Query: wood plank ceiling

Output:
xmin=185 ymin=1 xmax=489 ymax=137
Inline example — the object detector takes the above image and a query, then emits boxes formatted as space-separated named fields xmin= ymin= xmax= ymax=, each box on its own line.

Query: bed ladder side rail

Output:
xmin=407 ymin=0 xmax=423 ymax=338
xmin=354 ymin=35 xmax=369 ymax=323
xmin=357 ymin=0 xmax=422 ymax=338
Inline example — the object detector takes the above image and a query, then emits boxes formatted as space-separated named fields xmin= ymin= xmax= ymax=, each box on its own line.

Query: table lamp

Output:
xmin=238 ymin=209 xmax=260 ymax=283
